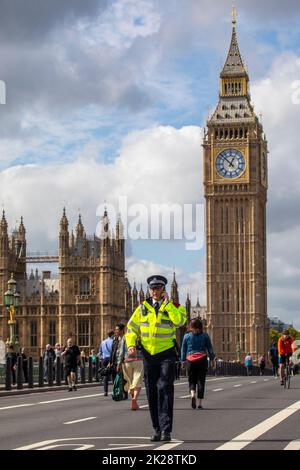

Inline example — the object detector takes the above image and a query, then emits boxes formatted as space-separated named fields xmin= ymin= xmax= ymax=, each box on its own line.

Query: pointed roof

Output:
xmin=0 ymin=210 xmax=8 ymax=233
xmin=221 ymin=11 xmax=248 ymax=78
xmin=76 ymin=214 xmax=84 ymax=236
xmin=18 ymin=216 xmax=26 ymax=237
xmin=60 ymin=208 xmax=69 ymax=232
xmin=171 ymin=271 xmax=179 ymax=303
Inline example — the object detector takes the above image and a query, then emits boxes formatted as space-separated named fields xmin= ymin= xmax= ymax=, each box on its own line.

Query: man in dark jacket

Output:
xmin=5 ymin=345 xmax=18 ymax=385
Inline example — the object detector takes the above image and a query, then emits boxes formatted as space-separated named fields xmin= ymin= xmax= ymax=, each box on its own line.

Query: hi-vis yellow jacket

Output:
xmin=125 ymin=300 xmax=187 ymax=356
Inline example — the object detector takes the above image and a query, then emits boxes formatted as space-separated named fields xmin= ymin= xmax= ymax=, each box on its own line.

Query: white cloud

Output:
xmin=76 ymin=0 xmax=161 ymax=50
xmin=0 ymin=125 xmax=202 ymax=244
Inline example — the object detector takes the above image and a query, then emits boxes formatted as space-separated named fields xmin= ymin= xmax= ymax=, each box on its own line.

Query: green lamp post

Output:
xmin=4 ymin=273 xmax=20 ymax=352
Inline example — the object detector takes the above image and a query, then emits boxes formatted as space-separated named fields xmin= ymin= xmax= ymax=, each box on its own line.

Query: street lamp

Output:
xmin=4 ymin=273 xmax=20 ymax=352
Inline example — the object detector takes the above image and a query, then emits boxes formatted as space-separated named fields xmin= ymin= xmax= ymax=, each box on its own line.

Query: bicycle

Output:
xmin=283 ymin=356 xmax=291 ymax=389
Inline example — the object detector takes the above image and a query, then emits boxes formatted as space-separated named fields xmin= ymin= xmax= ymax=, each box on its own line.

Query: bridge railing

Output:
xmin=1 ymin=358 xmax=273 ymax=392
xmin=0 ymin=356 xmax=100 ymax=391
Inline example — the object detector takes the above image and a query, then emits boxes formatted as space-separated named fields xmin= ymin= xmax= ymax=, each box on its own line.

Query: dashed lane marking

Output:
xmin=212 ymin=388 xmax=223 ymax=392
xmin=64 ymin=417 xmax=97 ymax=425
xmin=216 ymin=399 xmax=300 ymax=450
xmin=233 ymin=384 xmax=242 ymax=387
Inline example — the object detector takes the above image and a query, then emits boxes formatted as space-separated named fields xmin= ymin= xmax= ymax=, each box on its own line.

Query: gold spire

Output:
xmin=232 ymin=5 xmax=237 ymax=28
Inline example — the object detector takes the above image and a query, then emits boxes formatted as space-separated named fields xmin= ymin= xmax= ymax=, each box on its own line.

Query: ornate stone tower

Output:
xmin=203 ymin=11 xmax=268 ymax=361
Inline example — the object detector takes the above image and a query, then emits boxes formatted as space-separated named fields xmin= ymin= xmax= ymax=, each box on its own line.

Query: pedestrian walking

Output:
xmin=5 ymin=345 xmax=17 ymax=385
xmin=21 ymin=347 xmax=28 ymax=383
xmin=89 ymin=349 xmax=97 ymax=379
xmin=61 ymin=338 xmax=82 ymax=391
xmin=268 ymin=343 xmax=279 ymax=377
xmin=244 ymin=353 xmax=253 ymax=376
xmin=98 ymin=330 xmax=114 ymax=395
xmin=126 ymin=274 xmax=187 ymax=442
xmin=43 ymin=344 xmax=55 ymax=382
xmin=117 ymin=334 xmax=144 ymax=410
xmin=109 ymin=323 xmax=128 ymax=400
xmin=258 ymin=354 xmax=266 ymax=376
xmin=181 ymin=318 xmax=215 ymax=410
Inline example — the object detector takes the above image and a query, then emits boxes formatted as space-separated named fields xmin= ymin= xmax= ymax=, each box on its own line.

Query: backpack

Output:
xmin=112 ymin=372 xmax=124 ymax=401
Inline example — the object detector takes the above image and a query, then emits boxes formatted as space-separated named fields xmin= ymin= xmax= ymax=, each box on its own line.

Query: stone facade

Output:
xmin=203 ymin=18 xmax=269 ymax=361
xmin=0 ymin=209 xmax=129 ymax=357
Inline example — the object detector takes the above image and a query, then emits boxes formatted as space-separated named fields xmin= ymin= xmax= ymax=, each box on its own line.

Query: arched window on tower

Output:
xmin=79 ymin=277 xmax=90 ymax=296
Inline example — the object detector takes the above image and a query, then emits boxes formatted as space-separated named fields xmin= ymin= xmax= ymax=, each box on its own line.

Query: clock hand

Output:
xmin=223 ymin=156 xmax=234 ymax=168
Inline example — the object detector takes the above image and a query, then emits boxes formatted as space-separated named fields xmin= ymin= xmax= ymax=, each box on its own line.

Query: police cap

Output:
xmin=147 ymin=275 xmax=168 ymax=288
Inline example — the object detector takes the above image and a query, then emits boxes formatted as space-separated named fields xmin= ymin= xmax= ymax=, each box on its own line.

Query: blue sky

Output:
xmin=1 ymin=0 xmax=300 ymax=326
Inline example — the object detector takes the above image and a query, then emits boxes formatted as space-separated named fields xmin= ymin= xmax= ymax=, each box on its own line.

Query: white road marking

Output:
xmin=156 ymin=440 xmax=183 ymax=450
xmin=212 ymin=388 xmax=223 ymax=392
xmin=99 ymin=444 xmax=153 ymax=450
xmin=39 ymin=444 xmax=95 ymax=450
xmin=179 ymin=395 xmax=191 ymax=399
xmin=263 ymin=379 xmax=269 ymax=382
xmin=15 ymin=436 xmax=163 ymax=450
xmin=250 ymin=381 xmax=257 ymax=384
xmin=216 ymin=399 xmax=300 ymax=450
xmin=233 ymin=384 xmax=242 ymax=387
xmin=64 ymin=417 xmax=97 ymax=425
xmin=139 ymin=404 xmax=149 ymax=408
xmin=39 ymin=393 xmax=103 ymax=404
xmin=0 ymin=403 xmax=35 ymax=411
xmin=284 ymin=439 xmax=300 ymax=450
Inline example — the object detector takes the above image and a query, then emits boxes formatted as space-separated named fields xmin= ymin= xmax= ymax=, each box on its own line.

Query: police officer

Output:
xmin=126 ymin=275 xmax=187 ymax=442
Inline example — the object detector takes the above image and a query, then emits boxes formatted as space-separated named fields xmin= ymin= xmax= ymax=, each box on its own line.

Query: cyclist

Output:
xmin=278 ymin=330 xmax=295 ymax=386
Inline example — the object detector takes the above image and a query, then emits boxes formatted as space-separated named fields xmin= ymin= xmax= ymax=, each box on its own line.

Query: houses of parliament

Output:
xmin=0 ymin=209 xmax=191 ymax=357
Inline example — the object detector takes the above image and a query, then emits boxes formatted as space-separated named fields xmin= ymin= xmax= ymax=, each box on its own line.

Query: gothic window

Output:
xmin=49 ymin=321 xmax=56 ymax=346
xmin=221 ymin=246 xmax=224 ymax=273
xmin=242 ymin=332 xmax=245 ymax=351
xmin=49 ymin=306 xmax=56 ymax=315
xmin=229 ymin=129 xmax=233 ymax=139
xmin=222 ymin=286 xmax=225 ymax=312
xmin=79 ymin=277 xmax=90 ymax=296
xmin=30 ymin=321 xmax=37 ymax=347
xmin=227 ymin=330 xmax=230 ymax=351
xmin=237 ymin=286 xmax=240 ymax=311
xmin=78 ymin=318 xmax=89 ymax=347
xmin=227 ymin=286 xmax=230 ymax=312
xmin=240 ymin=206 xmax=244 ymax=234
xmin=241 ymin=245 xmax=245 ymax=273
xmin=221 ymin=206 xmax=224 ymax=235
xmin=222 ymin=329 xmax=225 ymax=352
xmin=241 ymin=286 xmax=245 ymax=312
xmin=226 ymin=246 xmax=230 ymax=273
xmin=225 ymin=206 xmax=229 ymax=234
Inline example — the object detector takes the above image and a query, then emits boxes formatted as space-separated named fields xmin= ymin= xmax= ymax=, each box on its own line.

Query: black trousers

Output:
xmin=187 ymin=358 xmax=208 ymax=399
xmin=143 ymin=358 xmax=175 ymax=433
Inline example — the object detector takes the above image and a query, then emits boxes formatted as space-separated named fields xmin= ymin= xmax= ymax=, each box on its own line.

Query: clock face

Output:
xmin=216 ymin=149 xmax=245 ymax=179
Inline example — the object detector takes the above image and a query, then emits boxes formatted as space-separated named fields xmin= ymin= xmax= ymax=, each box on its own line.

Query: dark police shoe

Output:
xmin=161 ymin=432 xmax=171 ymax=442
xmin=150 ymin=430 xmax=161 ymax=442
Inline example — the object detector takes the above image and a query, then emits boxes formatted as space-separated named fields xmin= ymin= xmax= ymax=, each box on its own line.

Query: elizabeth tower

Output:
xmin=203 ymin=12 xmax=269 ymax=361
